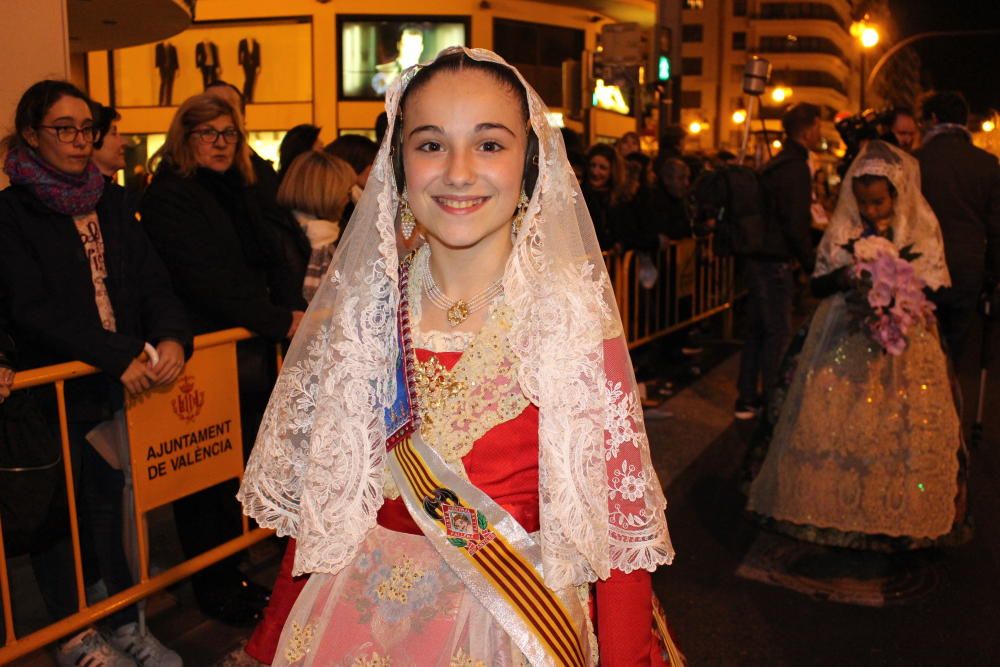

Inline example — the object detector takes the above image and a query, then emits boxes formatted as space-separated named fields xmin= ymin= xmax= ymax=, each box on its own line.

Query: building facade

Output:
xmin=677 ymin=0 xmax=867 ymax=155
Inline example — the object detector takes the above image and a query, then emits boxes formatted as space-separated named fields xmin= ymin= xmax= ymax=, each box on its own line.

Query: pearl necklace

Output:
xmin=416 ymin=248 xmax=503 ymax=327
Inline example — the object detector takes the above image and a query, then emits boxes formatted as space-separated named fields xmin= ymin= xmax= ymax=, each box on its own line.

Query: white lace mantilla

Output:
xmin=237 ymin=48 xmax=674 ymax=587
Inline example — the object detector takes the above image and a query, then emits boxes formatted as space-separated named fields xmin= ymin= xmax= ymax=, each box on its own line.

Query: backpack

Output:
xmin=692 ymin=165 xmax=770 ymax=257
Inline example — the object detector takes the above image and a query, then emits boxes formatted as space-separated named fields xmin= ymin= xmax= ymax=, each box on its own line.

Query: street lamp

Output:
xmin=771 ymin=86 xmax=792 ymax=103
xmin=732 ymin=109 xmax=748 ymax=124
xmin=852 ymin=20 xmax=880 ymax=111
xmin=860 ymin=26 xmax=880 ymax=49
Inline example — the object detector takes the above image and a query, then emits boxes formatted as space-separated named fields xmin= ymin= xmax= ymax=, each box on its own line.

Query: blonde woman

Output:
xmin=276 ymin=150 xmax=355 ymax=302
xmin=140 ymin=93 xmax=302 ymax=626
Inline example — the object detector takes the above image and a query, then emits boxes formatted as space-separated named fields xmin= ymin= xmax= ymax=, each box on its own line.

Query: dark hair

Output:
xmin=325 ymin=134 xmax=378 ymax=176
xmin=375 ymin=111 xmax=390 ymax=146
xmin=853 ymin=173 xmax=898 ymax=198
xmin=393 ymin=51 xmax=537 ymax=195
xmin=205 ymin=79 xmax=246 ymax=114
xmin=278 ymin=124 xmax=322 ymax=182
xmin=656 ymin=156 xmax=688 ymax=180
xmin=587 ymin=143 xmax=629 ymax=205
xmin=93 ymin=104 xmax=120 ymax=150
xmin=782 ymin=102 xmax=822 ymax=138
xmin=625 ymin=151 xmax=650 ymax=171
xmin=560 ymin=127 xmax=585 ymax=155
xmin=2 ymin=80 xmax=94 ymax=153
xmin=887 ymin=106 xmax=915 ymax=126
xmin=919 ymin=91 xmax=969 ymax=126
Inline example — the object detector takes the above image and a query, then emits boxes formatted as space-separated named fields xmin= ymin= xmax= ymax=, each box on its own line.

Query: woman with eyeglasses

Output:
xmin=139 ymin=93 xmax=304 ymax=628
xmin=0 ymin=79 xmax=189 ymax=666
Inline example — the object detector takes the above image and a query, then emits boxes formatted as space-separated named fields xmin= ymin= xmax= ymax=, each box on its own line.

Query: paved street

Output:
xmin=651 ymin=338 xmax=1000 ymax=666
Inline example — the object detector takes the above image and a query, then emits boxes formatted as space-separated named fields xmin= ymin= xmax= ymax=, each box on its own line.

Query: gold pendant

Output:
xmin=446 ymin=300 xmax=470 ymax=327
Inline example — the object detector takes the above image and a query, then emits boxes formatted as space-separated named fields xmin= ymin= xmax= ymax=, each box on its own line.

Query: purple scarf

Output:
xmin=3 ymin=144 xmax=104 ymax=216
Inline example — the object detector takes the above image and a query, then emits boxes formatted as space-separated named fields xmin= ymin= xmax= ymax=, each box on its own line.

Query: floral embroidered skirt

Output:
xmin=744 ymin=295 xmax=970 ymax=551
xmin=273 ymin=526 xmax=539 ymax=666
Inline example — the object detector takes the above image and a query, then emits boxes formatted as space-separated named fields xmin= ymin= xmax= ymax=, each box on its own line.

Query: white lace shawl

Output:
xmin=814 ymin=140 xmax=951 ymax=290
xmin=237 ymin=47 xmax=674 ymax=588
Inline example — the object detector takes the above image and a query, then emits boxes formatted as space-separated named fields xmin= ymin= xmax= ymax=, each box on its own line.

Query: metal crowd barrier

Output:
xmin=0 ymin=328 xmax=274 ymax=663
xmin=605 ymin=234 xmax=737 ymax=349
xmin=1 ymin=240 xmax=735 ymax=661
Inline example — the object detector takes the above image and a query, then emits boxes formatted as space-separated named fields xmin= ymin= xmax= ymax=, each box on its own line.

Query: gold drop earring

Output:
xmin=400 ymin=190 xmax=416 ymax=240
xmin=511 ymin=190 xmax=529 ymax=243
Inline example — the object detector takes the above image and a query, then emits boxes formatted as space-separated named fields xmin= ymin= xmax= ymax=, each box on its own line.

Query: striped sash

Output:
xmin=388 ymin=433 xmax=591 ymax=667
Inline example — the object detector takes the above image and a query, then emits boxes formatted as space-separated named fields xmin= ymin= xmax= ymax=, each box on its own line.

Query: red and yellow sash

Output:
xmin=389 ymin=434 xmax=590 ymax=666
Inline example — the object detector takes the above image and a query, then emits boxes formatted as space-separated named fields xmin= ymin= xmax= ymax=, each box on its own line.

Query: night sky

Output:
xmin=889 ymin=1 xmax=1000 ymax=114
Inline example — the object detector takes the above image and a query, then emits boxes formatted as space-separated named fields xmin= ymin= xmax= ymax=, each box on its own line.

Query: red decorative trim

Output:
xmin=386 ymin=252 xmax=421 ymax=450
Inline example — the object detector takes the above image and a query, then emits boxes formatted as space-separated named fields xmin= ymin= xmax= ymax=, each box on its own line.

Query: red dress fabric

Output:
xmin=245 ymin=348 xmax=656 ymax=665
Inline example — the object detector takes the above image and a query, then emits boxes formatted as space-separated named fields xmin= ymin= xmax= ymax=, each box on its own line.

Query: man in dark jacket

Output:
xmin=915 ymin=91 xmax=1000 ymax=368
xmin=735 ymin=102 xmax=821 ymax=419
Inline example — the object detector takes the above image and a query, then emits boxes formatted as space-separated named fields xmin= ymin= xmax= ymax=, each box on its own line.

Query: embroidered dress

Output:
xmin=746 ymin=141 xmax=967 ymax=549
xmin=272 ymin=298 xmax=582 ymax=666
xmin=239 ymin=48 xmax=677 ymax=666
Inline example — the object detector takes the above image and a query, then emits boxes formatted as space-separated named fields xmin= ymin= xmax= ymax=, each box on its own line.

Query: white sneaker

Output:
xmin=57 ymin=628 xmax=137 ymax=667
xmin=110 ymin=623 xmax=183 ymax=667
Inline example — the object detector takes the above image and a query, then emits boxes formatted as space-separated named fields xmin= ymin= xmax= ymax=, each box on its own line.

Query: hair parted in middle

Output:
xmin=277 ymin=150 xmax=356 ymax=222
xmin=151 ymin=93 xmax=255 ymax=184
xmin=390 ymin=49 xmax=538 ymax=198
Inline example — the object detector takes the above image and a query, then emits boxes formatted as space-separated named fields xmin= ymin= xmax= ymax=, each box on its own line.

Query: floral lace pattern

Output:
xmin=238 ymin=48 xmax=674 ymax=587
xmin=814 ymin=141 xmax=950 ymax=290
xmin=749 ymin=296 xmax=961 ymax=537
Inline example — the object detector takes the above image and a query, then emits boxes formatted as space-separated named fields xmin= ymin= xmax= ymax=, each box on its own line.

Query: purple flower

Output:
xmin=870 ymin=314 xmax=907 ymax=356
xmin=868 ymin=280 xmax=894 ymax=309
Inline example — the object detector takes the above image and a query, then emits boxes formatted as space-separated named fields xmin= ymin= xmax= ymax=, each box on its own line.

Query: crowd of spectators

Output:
xmin=0 ymin=78 xmax=360 ymax=666
xmin=1 ymin=74 xmax=996 ymax=666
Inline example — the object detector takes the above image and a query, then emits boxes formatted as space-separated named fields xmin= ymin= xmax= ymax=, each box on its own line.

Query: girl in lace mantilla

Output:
xmin=743 ymin=141 xmax=968 ymax=599
xmin=238 ymin=48 xmax=680 ymax=665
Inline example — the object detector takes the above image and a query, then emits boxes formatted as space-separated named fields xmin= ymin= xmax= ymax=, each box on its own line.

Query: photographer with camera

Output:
xmin=915 ymin=91 xmax=1000 ymax=369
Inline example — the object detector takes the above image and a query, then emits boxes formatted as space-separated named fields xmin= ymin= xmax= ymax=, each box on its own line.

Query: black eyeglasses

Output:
xmin=189 ymin=128 xmax=240 ymax=145
xmin=38 ymin=125 xmax=98 ymax=144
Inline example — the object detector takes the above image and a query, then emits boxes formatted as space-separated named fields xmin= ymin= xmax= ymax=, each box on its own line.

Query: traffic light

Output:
xmin=651 ymin=25 xmax=671 ymax=82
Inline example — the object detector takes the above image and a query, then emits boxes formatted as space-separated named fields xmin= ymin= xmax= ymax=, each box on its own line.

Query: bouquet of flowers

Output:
xmin=842 ymin=236 xmax=936 ymax=356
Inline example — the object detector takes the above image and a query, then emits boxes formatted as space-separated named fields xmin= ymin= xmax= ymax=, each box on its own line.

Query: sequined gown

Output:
xmin=746 ymin=291 xmax=967 ymax=551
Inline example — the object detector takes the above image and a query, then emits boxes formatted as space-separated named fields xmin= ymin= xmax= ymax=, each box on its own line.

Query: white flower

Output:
xmin=853 ymin=236 xmax=898 ymax=262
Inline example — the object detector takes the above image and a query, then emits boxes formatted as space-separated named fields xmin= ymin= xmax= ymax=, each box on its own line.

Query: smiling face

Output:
xmin=22 ymin=95 xmax=94 ymax=175
xmin=852 ymin=176 xmax=895 ymax=234
xmin=401 ymin=68 xmax=528 ymax=252
xmin=587 ymin=154 xmax=611 ymax=189
xmin=189 ymin=114 xmax=238 ymax=172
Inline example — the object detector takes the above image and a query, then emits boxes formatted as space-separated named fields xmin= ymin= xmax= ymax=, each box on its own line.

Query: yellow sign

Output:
xmin=126 ymin=343 xmax=243 ymax=513
xmin=592 ymin=79 xmax=630 ymax=115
